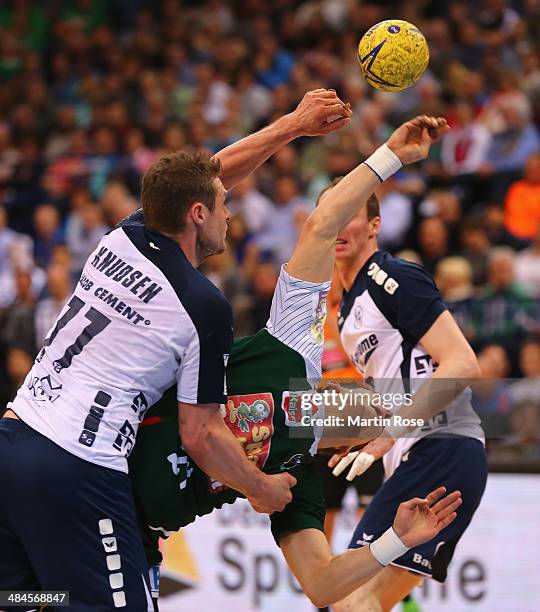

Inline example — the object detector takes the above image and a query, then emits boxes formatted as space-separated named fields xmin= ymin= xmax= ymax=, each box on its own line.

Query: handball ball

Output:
xmin=358 ymin=20 xmax=429 ymax=92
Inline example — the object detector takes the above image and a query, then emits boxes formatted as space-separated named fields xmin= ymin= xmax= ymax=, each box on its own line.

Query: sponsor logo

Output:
xmin=131 ymin=391 xmax=149 ymax=421
xmin=281 ymin=391 xmax=319 ymax=426
xmin=412 ymin=552 xmax=432 ymax=570
xmin=356 ymin=532 xmax=375 ymax=546
xmin=351 ymin=333 xmax=379 ymax=370
xmin=225 ymin=393 xmax=274 ymax=469
xmin=367 ymin=262 xmax=399 ymax=295
xmin=28 ymin=374 xmax=62 ymax=403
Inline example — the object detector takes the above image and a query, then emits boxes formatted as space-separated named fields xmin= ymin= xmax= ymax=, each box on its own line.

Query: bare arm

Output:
xmin=330 ymin=311 xmax=482 ymax=479
xmin=215 ymin=89 xmax=351 ymax=190
xmin=287 ymin=116 xmax=450 ymax=282
xmin=179 ymin=402 xmax=296 ymax=514
xmin=388 ymin=310 xmax=481 ymax=429
xmin=280 ymin=487 xmax=461 ymax=607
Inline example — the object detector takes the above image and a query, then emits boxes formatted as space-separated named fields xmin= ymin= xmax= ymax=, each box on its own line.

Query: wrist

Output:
xmin=363 ymin=144 xmax=403 ymax=182
xmin=243 ymin=470 xmax=269 ymax=500
xmin=369 ymin=527 xmax=410 ymax=566
xmin=278 ymin=113 xmax=304 ymax=140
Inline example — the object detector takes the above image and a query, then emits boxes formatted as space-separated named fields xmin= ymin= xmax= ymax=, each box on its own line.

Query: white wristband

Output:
xmin=363 ymin=143 xmax=403 ymax=182
xmin=369 ymin=527 xmax=410 ymax=566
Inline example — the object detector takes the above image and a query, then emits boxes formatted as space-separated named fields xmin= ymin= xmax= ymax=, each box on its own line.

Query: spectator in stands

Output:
xmin=441 ymin=101 xmax=491 ymax=176
xmin=417 ymin=216 xmax=450 ymax=275
xmin=460 ymin=216 xmax=492 ymax=286
xmin=509 ymin=336 xmax=540 ymax=406
xmin=256 ymin=175 xmax=310 ymax=266
xmin=375 ymin=177 xmax=413 ymax=252
xmin=228 ymin=174 xmax=273 ymax=235
xmin=33 ymin=203 xmax=64 ymax=269
xmin=34 ymin=263 xmax=71 ymax=349
xmin=473 ymin=247 xmax=534 ymax=357
xmin=504 ymin=152 xmax=540 ymax=240
xmin=435 ymin=256 xmax=476 ymax=341
xmin=515 ymin=224 xmax=540 ymax=297
xmin=473 ymin=343 xmax=512 ymax=440
xmin=65 ymin=201 xmax=108 ymax=279
xmin=0 ymin=270 xmax=36 ymax=358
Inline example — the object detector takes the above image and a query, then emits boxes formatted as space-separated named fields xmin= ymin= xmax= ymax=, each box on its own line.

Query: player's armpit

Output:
xmin=279 ymin=528 xmax=382 ymax=608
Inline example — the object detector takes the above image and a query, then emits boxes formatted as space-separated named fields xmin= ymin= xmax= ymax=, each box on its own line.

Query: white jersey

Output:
xmin=10 ymin=212 xmax=232 ymax=473
xmin=338 ymin=251 xmax=484 ymax=478
xmin=266 ymin=265 xmax=330 ymax=379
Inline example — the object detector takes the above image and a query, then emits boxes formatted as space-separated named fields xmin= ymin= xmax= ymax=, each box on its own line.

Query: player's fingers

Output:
xmin=425 ymin=486 xmax=447 ymax=506
xmin=430 ymin=490 xmax=460 ymax=513
xmin=321 ymin=102 xmax=353 ymax=116
xmin=437 ymin=511 xmax=458 ymax=530
xmin=346 ymin=451 xmax=375 ymax=481
xmin=400 ymin=496 xmax=430 ymax=510
xmin=320 ymin=117 xmax=351 ymax=133
xmin=284 ymin=473 xmax=297 ymax=488
xmin=434 ymin=495 xmax=462 ymax=520
xmin=332 ymin=450 xmax=359 ymax=476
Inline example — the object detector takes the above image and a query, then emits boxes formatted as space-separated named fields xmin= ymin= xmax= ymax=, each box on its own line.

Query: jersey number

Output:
xmin=37 ymin=296 xmax=111 ymax=372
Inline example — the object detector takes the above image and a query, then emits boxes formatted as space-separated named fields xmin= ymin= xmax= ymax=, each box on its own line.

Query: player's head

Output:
xmin=141 ymin=151 xmax=230 ymax=260
xmin=316 ymin=177 xmax=380 ymax=262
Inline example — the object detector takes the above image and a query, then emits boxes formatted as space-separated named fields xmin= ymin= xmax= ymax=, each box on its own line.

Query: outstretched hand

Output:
xmin=387 ymin=115 xmax=449 ymax=165
xmin=393 ymin=487 xmax=462 ymax=548
xmin=292 ymin=89 xmax=352 ymax=136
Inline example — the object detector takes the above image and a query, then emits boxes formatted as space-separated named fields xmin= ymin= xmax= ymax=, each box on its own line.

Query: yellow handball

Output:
xmin=358 ymin=20 xmax=429 ymax=92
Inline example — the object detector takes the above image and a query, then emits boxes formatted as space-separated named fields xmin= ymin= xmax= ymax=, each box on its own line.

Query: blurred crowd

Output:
xmin=0 ymin=0 xmax=540 ymax=462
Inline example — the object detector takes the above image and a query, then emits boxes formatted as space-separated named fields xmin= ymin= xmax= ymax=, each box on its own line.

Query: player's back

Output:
xmin=10 ymin=215 xmax=231 ymax=473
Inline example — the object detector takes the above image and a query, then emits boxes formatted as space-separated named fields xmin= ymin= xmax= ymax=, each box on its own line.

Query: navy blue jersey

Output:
xmin=338 ymin=251 xmax=484 ymax=476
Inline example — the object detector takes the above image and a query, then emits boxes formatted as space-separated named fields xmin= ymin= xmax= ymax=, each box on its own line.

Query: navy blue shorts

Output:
xmin=0 ymin=418 xmax=153 ymax=611
xmin=349 ymin=436 xmax=487 ymax=582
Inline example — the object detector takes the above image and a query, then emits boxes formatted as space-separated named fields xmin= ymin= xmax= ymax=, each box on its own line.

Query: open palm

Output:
xmin=393 ymin=487 xmax=462 ymax=548
xmin=387 ymin=115 xmax=449 ymax=165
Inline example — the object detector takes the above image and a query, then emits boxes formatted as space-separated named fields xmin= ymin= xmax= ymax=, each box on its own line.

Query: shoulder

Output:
xmin=366 ymin=252 xmax=438 ymax=299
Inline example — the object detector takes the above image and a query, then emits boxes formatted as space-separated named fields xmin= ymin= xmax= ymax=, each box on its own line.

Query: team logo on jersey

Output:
xmin=225 ymin=393 xmax=274 ymax=469
xmin=353 ymin=304 xmax=364 ymax=329
xmin=311 ymin=290 xmax=328 ymax=345
xmin=280 ymin=453 xmax=305 ymax=470
xmin=28 ymin=374 xmax=62 ymax=403
xmin=281 ymin=391 xmax=319 ymax=426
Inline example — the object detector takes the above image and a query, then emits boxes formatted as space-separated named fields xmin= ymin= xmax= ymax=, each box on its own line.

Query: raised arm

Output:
xmin=215 ymin=89 xmax=351 ymax=189
xmin=286 ymin=116 xmax=450 ymax=282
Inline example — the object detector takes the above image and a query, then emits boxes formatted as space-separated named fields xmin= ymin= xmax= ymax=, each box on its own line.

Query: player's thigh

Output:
xmin=5 ymin=422 xmax=153 ymax=611
xmin=0 ymin=420 xmax=41 ymax=597
xmin=333 ymin=566 xmax=422 ymax=612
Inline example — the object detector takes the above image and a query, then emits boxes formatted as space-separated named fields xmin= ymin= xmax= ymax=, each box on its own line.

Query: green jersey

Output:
xmin=129 ymin=268 xmax=331 ymax=565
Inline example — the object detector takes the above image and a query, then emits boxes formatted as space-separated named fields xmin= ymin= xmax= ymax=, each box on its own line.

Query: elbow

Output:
xmin=304 ymin=588 xmax=329 ymax=609
xmin=446 ymin=350 xmax=481 ymax=380
xmin=461 ymin=351 xmax=481 ymax=380
xmin=304 ymin=211 xmax=337 ymax=242
xmin=181 ymin=424 xmax=211 ymax=458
